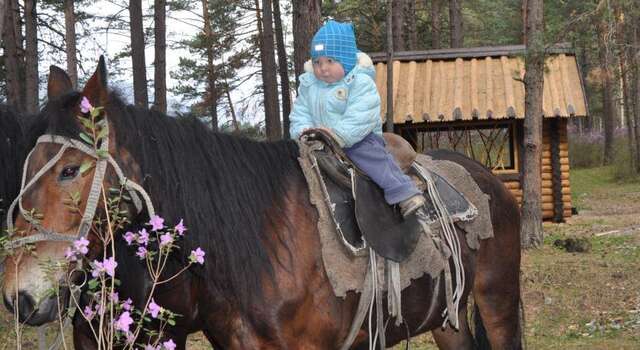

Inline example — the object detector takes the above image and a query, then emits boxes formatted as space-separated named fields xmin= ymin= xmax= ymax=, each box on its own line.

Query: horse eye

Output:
xmin=59 ymin=166 xmax=80 ymax=181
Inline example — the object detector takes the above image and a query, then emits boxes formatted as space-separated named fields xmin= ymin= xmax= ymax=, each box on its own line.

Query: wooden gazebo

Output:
xmin=370 ymin=44 xmax=588 ymax=222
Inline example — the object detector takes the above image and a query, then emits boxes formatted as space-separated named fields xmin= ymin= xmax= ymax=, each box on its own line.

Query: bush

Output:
xmin=568 ymin=127 xmax=640 ymax=182
xmin=568 ymin=129 xmax=604 ymax=169
xmin=610 ymin=136 xmax=638 ymax=182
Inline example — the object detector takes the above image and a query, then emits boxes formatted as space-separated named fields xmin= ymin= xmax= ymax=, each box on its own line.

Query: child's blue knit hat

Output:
xmin=311 ymin=20 xmax=358 ymax=74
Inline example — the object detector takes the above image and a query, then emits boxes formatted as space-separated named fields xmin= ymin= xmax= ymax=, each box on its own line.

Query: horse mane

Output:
xmin=0 ymin=105 xmax=33 ymax=221
xmin=40 ymin=91 xmax=302 ymax=312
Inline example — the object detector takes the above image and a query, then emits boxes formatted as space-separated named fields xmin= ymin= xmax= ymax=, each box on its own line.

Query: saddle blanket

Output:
xmin=298 ymin=145 xmax=494 ymax=297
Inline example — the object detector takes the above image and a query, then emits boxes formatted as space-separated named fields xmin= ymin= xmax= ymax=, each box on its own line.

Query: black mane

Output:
xmin=0 ymin=105 xmax=38 ymax=222
xmin=40 ymin=92 xmax=302 ymax=311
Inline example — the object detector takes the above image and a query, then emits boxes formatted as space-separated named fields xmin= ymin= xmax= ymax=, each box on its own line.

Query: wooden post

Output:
xmin=386 ymin=0 xmax=395 ymax=133
xmin=550 ymin=118 xmax=564 ymax=223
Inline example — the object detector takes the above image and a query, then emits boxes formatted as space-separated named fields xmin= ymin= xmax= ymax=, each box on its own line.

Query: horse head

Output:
xmin=2 ymin=58 xmax=145 ymax=326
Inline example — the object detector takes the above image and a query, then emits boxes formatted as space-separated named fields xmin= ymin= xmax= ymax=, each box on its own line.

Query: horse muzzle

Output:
xmin=3 ymin=288 xmax=69 ymax=326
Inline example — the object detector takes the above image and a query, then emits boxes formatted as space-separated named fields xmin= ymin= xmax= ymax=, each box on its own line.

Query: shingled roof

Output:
xmin=369 ymin=44 xmax=588 ymax=124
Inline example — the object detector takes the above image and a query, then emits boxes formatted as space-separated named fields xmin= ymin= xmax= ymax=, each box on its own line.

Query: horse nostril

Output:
xmin=16 ymin=291 xmax=36 ymax=321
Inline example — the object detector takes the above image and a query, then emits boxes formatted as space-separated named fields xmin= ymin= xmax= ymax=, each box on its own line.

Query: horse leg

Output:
xmin=431 ymin=305 xmax=475 ymax=350
xmin=472 ymin=207 xmax=522 ymax=349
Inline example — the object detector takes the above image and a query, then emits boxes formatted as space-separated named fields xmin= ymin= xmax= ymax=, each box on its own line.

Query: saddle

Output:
xmin=301 ymin=129 xmax=475 ymax=263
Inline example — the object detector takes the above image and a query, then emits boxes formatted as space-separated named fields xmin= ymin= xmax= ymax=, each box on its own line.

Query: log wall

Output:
xmin=503 ymin=119 xmax=572 ymax=220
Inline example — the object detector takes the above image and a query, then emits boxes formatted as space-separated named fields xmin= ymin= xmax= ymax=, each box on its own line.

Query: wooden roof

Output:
xmin=369 ymin=45 xmax=588 ymax=124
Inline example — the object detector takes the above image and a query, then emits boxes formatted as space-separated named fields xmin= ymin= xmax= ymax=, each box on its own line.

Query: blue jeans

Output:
xmin=344 ymin=133 xmax=421 ymax=204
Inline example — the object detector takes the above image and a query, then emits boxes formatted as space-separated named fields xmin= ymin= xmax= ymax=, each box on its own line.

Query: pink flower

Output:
xmin=159 ymin=232 xmax=173 ymax=247
xmin=94 ymin=303 xmax=104 ymax=316
xmin=80 ymin=96 xmax=92 ymax=114
xmin=110 ymin=292 xmax=119 ymax=303
xmin=73 ymin=237 xmax=90 ymax=255
xmin=65 ymin=247 xmax=77 ymax=262
xmin=136 ymin=246 xmax=147 ymax=259
xmin=148 ymin=298 xmax=162 ymax=318
xmin=149 ymin=215 xmax=165 ymax=231
xmin=91 ymin=260 xmax=104 ymax=278
xmin=125 ymin=332 xmax=136 ymax=345
xmin=189 ymin=247 xmax=205 ymax=265
xmin=122 ymin=298 xmax=133 ymax=311
xmin=83 ymin=305 xmax=95 ymax=320
xmin=103 ymin=257 xmax=117 ymax=277
xmin=162 ymin=339 xmax=176 ymax=350
xmin=138 ymin=228 xmax=149 ymax=245
xmin=114 ymin=311 xmax=134 ymax=333
xmin=174 ymin=219 xmax=186 ymax=236
xmin=124 ymin=231 xmax=136 ymax=245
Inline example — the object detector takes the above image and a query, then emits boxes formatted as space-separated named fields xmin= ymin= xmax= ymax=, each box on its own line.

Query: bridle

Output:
xmin=5 ymin=117 xmax=156 ymax=249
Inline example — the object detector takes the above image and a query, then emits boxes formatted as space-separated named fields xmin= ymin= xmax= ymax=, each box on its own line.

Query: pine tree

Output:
xmin=521 ymin=0 xmax=544 ymax=248
xmin=153 ymin=0 xmax=167 ymax=113
xmin=63 ymin=0 xmax=78 ymax=88
xmin=130 ymin=0 xmax=149 ymax=107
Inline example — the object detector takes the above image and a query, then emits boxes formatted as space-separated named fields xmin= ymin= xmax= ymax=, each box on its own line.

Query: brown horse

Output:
xmin=2 ymin=59 xmax=522 ymax=349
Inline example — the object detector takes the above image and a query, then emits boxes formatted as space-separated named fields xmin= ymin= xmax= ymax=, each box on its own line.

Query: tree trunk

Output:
xmin=386 ymin=0 xmax=394 ymax=132
xmin=153 ymin=0 xmax=167 ymax=113
xmin=0 ymin=0 xmax=6 ymax=44
xmin=2 ymin=0 xmax=23 ymax=111
xmin=24 ymin=0 xmax=38 ymax=114
xmin=430 ymin=0 xmax=442 ymax=49
xmin=224 ymin=81 xmax=238 ymax=132
xmin=292 ymin=0 xmax=321 ymax=82
xmin=449 ymin=0 xmax=463 ymax=48
xmin=202 ymin=0 xmax=218 ymax=131
xmin=392 ymin=0 xmax=404 ymax=51
xmin=405 ymin=0 xmax=417 ymax=50
xmin=259 ymin=0 xmax=282 ymax=141
xmin=129 ymin=0 xmax=149 ymax=107
xmin=578 ymin=44 xmax=592 ymax=131
xmin=599 ymin=44 xmax=616 ymax=165
xmin=634 ymin=21 xmax=640 ymax=172
xmin=521 ymin=0 xmax=544 ymax=249
xmin=63 ymin=0 xmax=78 ymax=88
xmin=272 ymin=0 xmax=291 ymax=139
xmin=618 ymin=30 xmax=636 ymax=171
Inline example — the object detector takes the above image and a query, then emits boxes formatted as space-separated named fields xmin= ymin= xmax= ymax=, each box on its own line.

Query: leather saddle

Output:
xmin=302 ymin=129 xmax=423 ymax=262
xmin=302 ymin=129 xmax=476 ymax=263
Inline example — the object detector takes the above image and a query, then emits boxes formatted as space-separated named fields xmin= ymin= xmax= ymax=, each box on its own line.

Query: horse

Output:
xmin=2 ymin=58 xmax=523 ymax=349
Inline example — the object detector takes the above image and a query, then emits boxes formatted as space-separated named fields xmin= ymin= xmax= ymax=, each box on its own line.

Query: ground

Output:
xmin=1 ymin=166 xmax=639 ymax=349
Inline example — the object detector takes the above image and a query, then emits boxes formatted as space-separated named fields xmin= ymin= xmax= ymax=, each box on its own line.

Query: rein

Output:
xmin=5 ymin=123 xmax=156 ymax=249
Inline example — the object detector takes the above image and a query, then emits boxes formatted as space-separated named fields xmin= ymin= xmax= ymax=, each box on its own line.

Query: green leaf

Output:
xmin=96 ymin=127 xmax=109 ymax=141
xmin=80 ymin=160 xmax=95 ymax=175
xmin=96 ymin=149 xmax=109 ymax=159
xmin=88 ymin=279 xmax=99 ymax=290
xmin=167 ymin=319 xmax=176 ymax=326
xmin=79 ymin=132 xmax=94 ymax=145
xmin=78 ymin=117 xmax=94 ymax=130
xmin=90 ymin=107 xmax=102 ymax=118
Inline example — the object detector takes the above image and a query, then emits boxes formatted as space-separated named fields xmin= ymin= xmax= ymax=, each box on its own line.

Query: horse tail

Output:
xmin=472 ymin=302 xmax=490 ymax=350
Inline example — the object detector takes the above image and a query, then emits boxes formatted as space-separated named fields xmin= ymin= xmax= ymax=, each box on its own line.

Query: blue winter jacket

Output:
xmin=289 ymin=54 xmax=383 ymax=148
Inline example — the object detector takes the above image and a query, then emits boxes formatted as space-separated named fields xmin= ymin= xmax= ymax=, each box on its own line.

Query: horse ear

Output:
xmin=47 ymin=66 xmax=73 ymax=100
xmin=82 ymin=56 xmax=109 ymax=106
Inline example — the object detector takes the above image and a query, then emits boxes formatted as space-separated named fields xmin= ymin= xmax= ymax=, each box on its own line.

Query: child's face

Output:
xmin=313 ymin=57 xmax=345 ymax=84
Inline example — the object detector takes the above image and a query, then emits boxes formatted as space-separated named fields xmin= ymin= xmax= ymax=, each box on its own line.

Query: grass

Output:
xmin=2 ymin=166 xmax=640 ymax=349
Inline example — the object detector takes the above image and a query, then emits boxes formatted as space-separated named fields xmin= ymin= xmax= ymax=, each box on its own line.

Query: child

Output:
xmin=290 ymin=20 xmax=425 ymax=217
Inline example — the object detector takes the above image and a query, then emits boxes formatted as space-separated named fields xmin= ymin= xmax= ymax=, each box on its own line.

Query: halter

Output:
xmin=5 ymin=119 xmax=156 ymax=249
